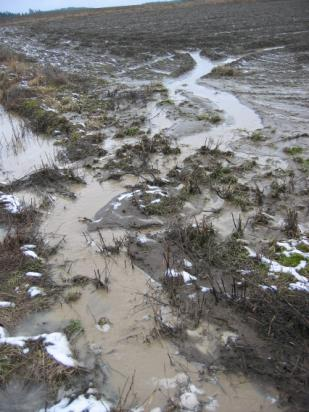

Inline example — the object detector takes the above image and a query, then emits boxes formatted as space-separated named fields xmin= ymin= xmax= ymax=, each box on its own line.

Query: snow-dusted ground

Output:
xmin=41 ymin=392 xmax=111 ymax=412
xmin=245 ymin=237 xmax=309 ymax=293
xmin=0 ymin=332 xmax=77 ymax=367
xmin=0 ymin=192 xmax=21 ymax=214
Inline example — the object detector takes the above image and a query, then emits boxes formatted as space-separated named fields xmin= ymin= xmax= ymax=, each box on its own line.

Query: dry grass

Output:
xmin=208 ymin=64 xmax=241 ymax=77
xmin=0 ymin=200 xmax=58 ymax=330
xmin=0 ymin=340 xmax=77 ymax=390
xmin=161 ymin=215 xmax=309 ymax=411
xmin=2 ymin=163 xmax=84 ymax=197
xmin=284 ymin=208 xmax=300 ymax=238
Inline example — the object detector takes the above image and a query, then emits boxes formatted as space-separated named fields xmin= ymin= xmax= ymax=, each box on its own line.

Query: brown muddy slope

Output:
xmin=0 ymin=0 xmax=308 ymax=59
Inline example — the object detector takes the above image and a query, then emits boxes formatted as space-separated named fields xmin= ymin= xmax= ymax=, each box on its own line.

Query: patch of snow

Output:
xmin=118 ymin=192 xmax=136 ymax=202
xmin=0 ymin=326 xmax=8 ymax=338
xmin=289 ymin=281 xmax=309 ymax=292
xmin=265 ymin=395 xmax=278 ymax=404
xmin=92 ymin=218 xmax=103 ymax=224
xmin=41 ymin=104 xmax=58 ymax=113
xmin=43 ymin=333 xmax=77 ymax=367
xmin=182 ymin=271 xmax=197 ymax=283
xmin=96 ymin=323 xmax=111 ymax=333
xmin=277 ymin=241 xmax=293 ymax=251
xmin=0 ymin=192 xmax=21 ymax=214
xmin=180 ymin=392 xmax=199 ymax=410
xmin=221 ymin=331 xmax=238 ymax=345
xmin=137 ymin=234 xmax=153 ymax=244
xmin=244 ymin=247 xmax=257 ymax=258
xmin=147 ymin=185 xmax=159 ymax=190
xmin=0 ymin=336 xmax=26 ymax=347
xmin=205 ymin=397 xmax=219 ymax=411
xmin=259 ymin=285 xmax=277 ymax=292
xmin=239 ymin=269 xmax=252 ymax=275
xmin=189 ymin=384 xmax=204 ymax=395
xmin=112 ymin=201 xmax=121 ymax=210
xmin=184 ymin=259 xmax=193 ymax=269
xmin=25 ymin=271 xmax=42 ymax=278
xmin=246 ymin=239 xmax=309 ymax=290
xmin=28 ymin=286 xmax=45 ymax=298
xmin=0 ymin=332 xmax=77 ymax=367
xmin=165 ymin=268 xmax=197 ymax=283
xmin=201 ymin=287 xmax=211 ymax=293
xmin=262 ymin=256 xmax=307 ymax=283
xmin=150 ymin=198 xmax=161 ymax=204
xmin=21 ymin=244 xmax=36 ymax=250
xmin=145 ymin=189 xmax=168 ymax=197
xmin=23 ymin=250 xmax=39 ymax=259
xmin=41 ymin=394 xmax=111 ymax=412
xmin=0 ymin=301 xmax=15 ymax=308
xmin=153 ymin=373 xmax=189 ymax=389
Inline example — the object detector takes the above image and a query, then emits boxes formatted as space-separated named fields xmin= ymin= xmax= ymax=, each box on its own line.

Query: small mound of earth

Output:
xmin=88 ymin=189 xmax=165 ymax=230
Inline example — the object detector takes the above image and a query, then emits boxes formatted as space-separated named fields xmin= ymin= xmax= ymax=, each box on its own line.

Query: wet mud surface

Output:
xmin=0 ymin=0 xmax=308 ymax=411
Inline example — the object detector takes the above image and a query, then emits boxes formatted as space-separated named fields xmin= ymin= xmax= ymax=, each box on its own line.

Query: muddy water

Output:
xmin=17 ymin=172 xmax=280 ymax=411
xmin=5 ymin=52 xmax=281 ymax=410
xmin=166 ymin=52 xmax=261 ymax=129
xmin=0 ymin=105 xmax=58 ymax=180
xmin=150 ymin=51 xmax=262 ymax=151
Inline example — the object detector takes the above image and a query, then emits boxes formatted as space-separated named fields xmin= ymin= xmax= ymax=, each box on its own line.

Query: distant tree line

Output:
xmin=0 ymin=8 xmax=90 ymax=19
xmin=0 ymin=11 xmax=21 ymax=18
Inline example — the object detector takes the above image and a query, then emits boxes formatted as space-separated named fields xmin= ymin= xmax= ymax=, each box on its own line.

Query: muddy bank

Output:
xmin=201 ymin=46 xmax=309 ymax=135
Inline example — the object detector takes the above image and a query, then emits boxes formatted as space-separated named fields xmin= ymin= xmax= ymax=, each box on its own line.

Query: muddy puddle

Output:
xmin=0 ymin=105 xmax=58 ymax=181
xmin=16 ymin=172 xmax=280 ymax=411
xmin=148 ymin=51 xmax=262 ymax=152
xmin=3 ymin=50 xmax=282 ymax=411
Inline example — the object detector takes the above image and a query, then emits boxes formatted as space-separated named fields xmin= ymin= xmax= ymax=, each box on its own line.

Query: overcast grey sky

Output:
xmin=0 ymin=0 xmax=164 ymax=13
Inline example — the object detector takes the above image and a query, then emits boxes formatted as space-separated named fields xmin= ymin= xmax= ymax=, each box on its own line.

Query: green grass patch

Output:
xmin=297 ymin=243 xmax=309 ymax=253
xmin=209 ymin=65 xmax=240 ymax=77
xmin=197 ymin=112 xmax=221 ymax=124
xmin=20 ymin=99 xmax=71 ymax=134
xmin=64 ymin=319 xmax=84 ymax=339
xmin=248 ymin=130 xmax=265 ymax=142
xmin=125 ymin=127 xmax=141 ymax=136
xmin=276 ymin=253 xmax=304 ymax=267
xmin=284 ymin=146 xmax=304 ymax=156
xmin=158 ymin=99 xmax=174 ymax=106
xmin=143 ymin=195 xmax=184 ymax=216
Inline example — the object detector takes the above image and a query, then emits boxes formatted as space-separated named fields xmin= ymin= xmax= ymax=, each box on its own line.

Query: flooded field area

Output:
xmin=0 ymin=106 xmax=58 ymax=180
xmin=0 ymin=1 xmax=308 ymax=411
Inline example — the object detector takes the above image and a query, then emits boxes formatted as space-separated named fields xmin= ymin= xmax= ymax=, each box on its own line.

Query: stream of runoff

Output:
xmin=150 ymin=51 xmax=262 ymax=149
xmin=167 ymin=51 xmax=261 ymax=130
xmin=0 ymin=52 xmax=281 ymax=411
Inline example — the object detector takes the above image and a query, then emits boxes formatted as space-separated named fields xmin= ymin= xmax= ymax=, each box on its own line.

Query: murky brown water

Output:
xmin=0 ymin=106 xmax=58 ymax=181
xmin=14 ymin=173 xmax=280 ymax=410
xmin=3 ymin=52 xmax=282 ymax=410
